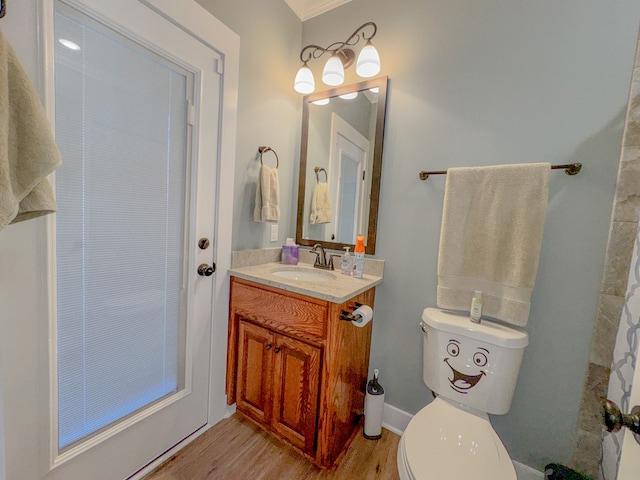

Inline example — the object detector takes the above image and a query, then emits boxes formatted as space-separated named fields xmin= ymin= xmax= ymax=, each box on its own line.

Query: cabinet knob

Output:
xmin=266 ymin=344 xmax=272 ymax=350
xmin=274 ymin=347 xmax=281 ymax=353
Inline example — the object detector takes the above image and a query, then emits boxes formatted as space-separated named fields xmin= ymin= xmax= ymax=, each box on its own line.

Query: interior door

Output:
xmin=328 ymin=113 xmax=370 ymax=244
xmin=46 ymin=0 xmax=221 ymax=478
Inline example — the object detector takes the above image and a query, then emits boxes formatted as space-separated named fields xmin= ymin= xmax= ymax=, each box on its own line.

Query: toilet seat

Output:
xmin=398 ymin=396 xmax=516 ymax=480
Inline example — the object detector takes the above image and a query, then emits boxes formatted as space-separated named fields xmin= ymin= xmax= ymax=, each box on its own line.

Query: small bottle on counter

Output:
xmin=353 ymin=235 xmax=365 ymax=279
xmin=341 ymin=247 xmax=352 ymax=275
xmin=470 ymin=291 xmax=483 ymax=323
xmin=281 ymin=238 xmax=299 ymax=265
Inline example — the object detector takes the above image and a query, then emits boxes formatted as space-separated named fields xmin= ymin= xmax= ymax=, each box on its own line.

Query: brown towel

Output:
xmin=0 ymin=30 xmax=62 ymax=231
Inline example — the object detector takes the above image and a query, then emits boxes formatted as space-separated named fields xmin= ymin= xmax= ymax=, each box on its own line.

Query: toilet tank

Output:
xmin=421 ymin=307 xmax=528 ymax=415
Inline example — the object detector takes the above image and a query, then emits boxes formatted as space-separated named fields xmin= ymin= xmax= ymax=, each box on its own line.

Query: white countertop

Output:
xmin=228 ymin=262 xmax=383 ymax=303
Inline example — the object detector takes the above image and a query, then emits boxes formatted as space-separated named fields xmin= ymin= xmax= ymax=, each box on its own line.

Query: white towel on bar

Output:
xmin=0 ymin=30 xmax=62 ymax=231
xmin=436 ymin=163 xmax=550 ymax=327
xmin=309 ymin=182 xmax=331 ymax=224
xmin=253 ymin=164 xmax=280 ymax=223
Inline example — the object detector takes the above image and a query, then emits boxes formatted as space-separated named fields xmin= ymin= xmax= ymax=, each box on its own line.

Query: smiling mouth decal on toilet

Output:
xmin=444 ymin=339 xmax=489 ymax=394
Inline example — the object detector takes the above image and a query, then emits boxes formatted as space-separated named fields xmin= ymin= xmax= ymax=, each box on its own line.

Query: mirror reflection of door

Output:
xmin=329 ymin=113 xmax=370 ymax=244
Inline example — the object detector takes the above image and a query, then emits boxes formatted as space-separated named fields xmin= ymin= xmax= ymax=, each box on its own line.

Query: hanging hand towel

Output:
xmin=253 ymin=164 xmax=280 ymax=222
xmin=0 ymin=30 xmax=63 ymax=231
xmin=437 ymin=163 xmax=550 ymax=327
xmin=309 ymin=182 xmax=331 ymax=224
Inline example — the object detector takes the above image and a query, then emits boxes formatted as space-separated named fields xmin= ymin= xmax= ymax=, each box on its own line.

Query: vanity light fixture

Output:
xmin=312 ymin=98 xmax=331 ymax=105
xmin=294 ymin=22 xmax=380 ymax=94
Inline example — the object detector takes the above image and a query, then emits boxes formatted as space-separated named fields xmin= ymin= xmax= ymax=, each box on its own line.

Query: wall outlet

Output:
xmin=270 ymin=224 xmax=278 ymax=242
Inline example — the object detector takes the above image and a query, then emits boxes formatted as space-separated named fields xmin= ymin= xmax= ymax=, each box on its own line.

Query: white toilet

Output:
xmin=397 ymin=307 xmax=529 ymax=480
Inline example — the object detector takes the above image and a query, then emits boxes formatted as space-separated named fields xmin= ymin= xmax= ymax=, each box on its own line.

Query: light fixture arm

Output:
xmin=299 ymin=22 xmax=378 ymax=65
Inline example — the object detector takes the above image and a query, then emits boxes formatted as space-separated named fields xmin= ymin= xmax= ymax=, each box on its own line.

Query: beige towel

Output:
xmin=437 ymin=163 xmax=550 ymax=327
xmin=253 ymin=164 xmax=280 ymax=222
xmin=0 ymin=31 xmax=62 ymax=231
xmin=309 ymin=182 xmax=331 ymax=224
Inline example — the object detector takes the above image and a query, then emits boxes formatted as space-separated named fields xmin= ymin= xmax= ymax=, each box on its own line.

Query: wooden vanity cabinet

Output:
xmin=226 ymin=276 xmax=375 ymax=469
xmin=236 ymin=320 xmax=320 ymax=454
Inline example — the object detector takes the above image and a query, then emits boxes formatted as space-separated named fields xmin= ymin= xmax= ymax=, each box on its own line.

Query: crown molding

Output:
xmin=284 ymin=0 xmax=352 ymax=21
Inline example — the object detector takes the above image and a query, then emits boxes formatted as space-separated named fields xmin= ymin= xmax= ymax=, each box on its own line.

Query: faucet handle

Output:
xmin=328 ymin=254 xmax=339 ymax=271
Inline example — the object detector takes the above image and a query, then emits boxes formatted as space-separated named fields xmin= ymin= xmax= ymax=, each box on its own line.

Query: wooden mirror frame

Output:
xmin=295 ymin=76 xmax=388 ymax=255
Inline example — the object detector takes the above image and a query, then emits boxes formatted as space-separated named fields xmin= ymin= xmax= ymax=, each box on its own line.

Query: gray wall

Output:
xmin=197 ymin=0 xmax=302 ymax=250
xmin=202 ymin=0 xmax=640 ymax=472
xmin=303 ymin=0 xmax=639 ymax=470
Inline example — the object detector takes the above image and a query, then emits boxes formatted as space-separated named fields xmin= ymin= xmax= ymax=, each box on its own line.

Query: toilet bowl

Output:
xmin=397 ymin=396 xmax=516 ymax=480
xmin=397 ymin=308 xmax=528 ymax=480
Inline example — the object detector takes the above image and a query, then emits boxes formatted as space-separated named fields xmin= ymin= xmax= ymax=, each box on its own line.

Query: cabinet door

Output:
xmin=271 ymin=334 xmax=321 ymax=455
xmin=236 ymin=320 xmax=274 ymax=425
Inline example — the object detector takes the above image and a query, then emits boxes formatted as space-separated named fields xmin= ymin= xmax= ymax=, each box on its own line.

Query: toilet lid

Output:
xmin=402 ymin=397 xmax=516 ymax=480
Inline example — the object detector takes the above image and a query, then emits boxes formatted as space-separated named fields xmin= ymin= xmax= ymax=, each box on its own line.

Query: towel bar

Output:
xmin=418 ymin=162 xmax=582 ymax=180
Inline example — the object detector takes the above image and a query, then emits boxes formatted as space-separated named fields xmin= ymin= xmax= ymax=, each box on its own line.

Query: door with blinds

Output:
xmin=47 ymin=0 xmax=221 ymax=478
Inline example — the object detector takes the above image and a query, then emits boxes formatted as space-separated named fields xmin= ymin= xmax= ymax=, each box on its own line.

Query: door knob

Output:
xmin=197 ymin=263 xmax=215 ymax=277
xmin=602 ymin=398 xmax=640 ymax=445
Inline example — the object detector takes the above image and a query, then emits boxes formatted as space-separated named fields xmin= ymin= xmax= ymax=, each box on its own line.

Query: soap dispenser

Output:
xmin=341 ymin=247 xmax=352 ymax=275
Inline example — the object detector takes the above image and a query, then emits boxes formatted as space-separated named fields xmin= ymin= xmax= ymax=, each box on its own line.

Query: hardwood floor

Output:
xmin=145 ymin=414 xmax=400 ymax=480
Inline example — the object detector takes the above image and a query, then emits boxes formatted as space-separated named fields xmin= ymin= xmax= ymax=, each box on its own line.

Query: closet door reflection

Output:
xmin=329 ymin=114 xmax=369 ymax=245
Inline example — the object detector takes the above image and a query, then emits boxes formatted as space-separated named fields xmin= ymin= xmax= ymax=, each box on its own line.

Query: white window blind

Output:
xmin=54 ymin=6 xmax=190 ymax=449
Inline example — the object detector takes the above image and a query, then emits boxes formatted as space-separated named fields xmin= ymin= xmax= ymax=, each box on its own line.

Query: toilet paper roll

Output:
xmin=351 ymin=305 xmax=373 ymax=327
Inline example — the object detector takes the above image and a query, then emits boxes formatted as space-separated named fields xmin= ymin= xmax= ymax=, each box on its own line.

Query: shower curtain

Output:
xmin=602 ymin=222 xmax=640 ymax=480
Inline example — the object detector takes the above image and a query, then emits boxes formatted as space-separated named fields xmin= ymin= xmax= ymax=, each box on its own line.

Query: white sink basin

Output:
xmin=271 ymin=267 xmax=336 ymax=282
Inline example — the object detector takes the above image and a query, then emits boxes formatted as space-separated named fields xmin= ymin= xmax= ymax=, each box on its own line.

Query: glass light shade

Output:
xmin=339 ymin=92 xmax=358 ymax=100
xmin=356 ymin=43 xmax=381 ymax=78
xmin=312 ymin=98 xmax=330 ymax=105
xmin=322 ymin=56 xmax=345 ymax=86
xmin=294 ymin=65 xmax=315 ymax=94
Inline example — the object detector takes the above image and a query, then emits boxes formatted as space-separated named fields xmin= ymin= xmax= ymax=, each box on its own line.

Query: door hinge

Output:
xmin=214 ymin=58 xmax=224 ymax=75
xmin=187 ymin=101 xmax=195 ymax=126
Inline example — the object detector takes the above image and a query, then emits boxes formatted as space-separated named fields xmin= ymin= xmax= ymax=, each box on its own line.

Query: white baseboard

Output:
xmin=382 ymin=402 xmax=413 ymax=435
xmin=382 ymin=402 xmax=544 ymax=480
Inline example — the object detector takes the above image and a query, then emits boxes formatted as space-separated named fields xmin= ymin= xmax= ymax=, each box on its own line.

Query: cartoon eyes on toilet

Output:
xmin=446 ymin=341 xmax=460 ymax=357
xmin=473 ymin=351 xmax=488 ymax=367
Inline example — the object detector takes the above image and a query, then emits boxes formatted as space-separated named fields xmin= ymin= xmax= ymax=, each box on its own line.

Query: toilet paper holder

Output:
xmin=340 ymin=302 xmax=363 ymax=322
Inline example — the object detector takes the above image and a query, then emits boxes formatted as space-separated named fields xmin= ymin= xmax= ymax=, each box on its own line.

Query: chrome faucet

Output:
xmin=311 ymin=243 xmax=335 ymax=270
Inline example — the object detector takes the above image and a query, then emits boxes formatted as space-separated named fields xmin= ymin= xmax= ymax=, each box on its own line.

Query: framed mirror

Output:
xmin=296 ymin=76 xmax=388 ymax=255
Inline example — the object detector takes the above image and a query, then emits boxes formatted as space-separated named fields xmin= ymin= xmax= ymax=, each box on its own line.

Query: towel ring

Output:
xmin=258 ymin=146 xmax=279 ymax=169
xmin=314 ymin=167 xmax=328 ymax=183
